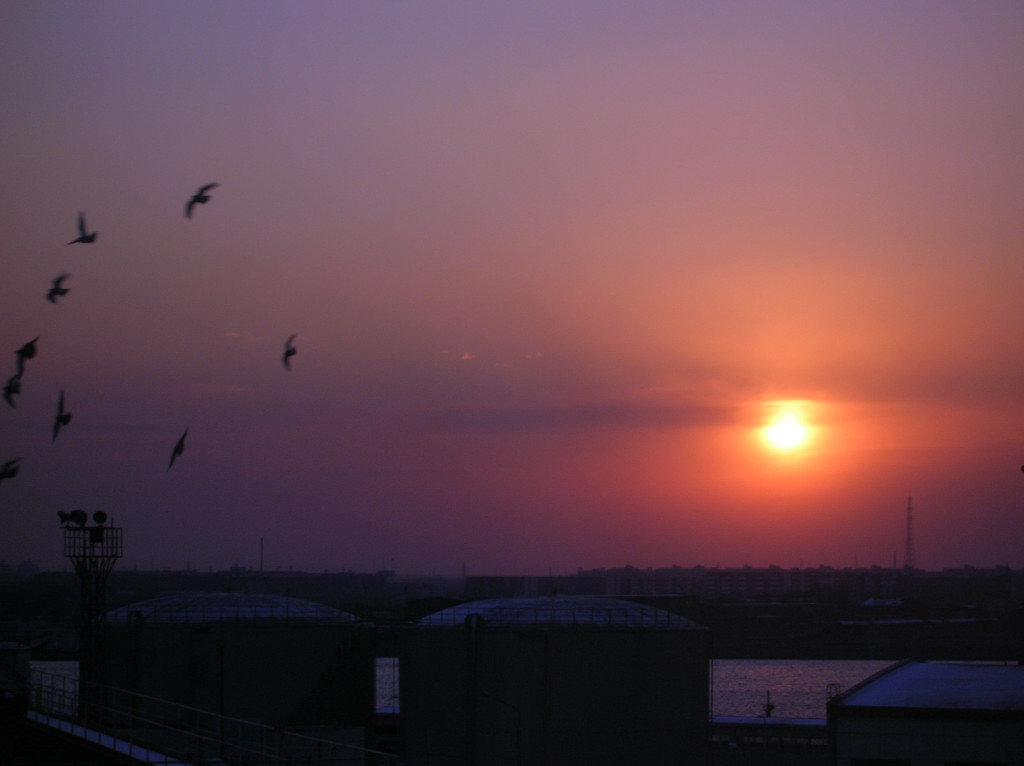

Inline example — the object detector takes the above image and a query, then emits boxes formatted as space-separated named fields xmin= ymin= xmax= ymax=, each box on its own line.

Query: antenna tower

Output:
xmin=904 ymin=495 xmax=914 ymax=570
xmin=61 ymin=510 xmax=122 ymax=724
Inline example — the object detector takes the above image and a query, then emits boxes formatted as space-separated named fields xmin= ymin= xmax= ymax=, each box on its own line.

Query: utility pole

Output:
xmin=904 ymin=496 xmax=915 ymax=570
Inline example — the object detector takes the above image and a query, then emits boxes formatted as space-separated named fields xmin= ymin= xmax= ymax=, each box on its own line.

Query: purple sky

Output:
xmin=3 ymin=2 xmax=1024 ymax=575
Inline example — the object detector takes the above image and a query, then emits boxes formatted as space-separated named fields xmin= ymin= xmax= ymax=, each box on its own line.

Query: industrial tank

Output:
xmin=103 ymin=592 xmax=374 ymax=728
xmin=400 ymin=595 xmax=709 ymax=766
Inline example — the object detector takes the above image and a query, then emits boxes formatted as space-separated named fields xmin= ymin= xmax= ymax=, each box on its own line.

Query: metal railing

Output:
xmin=31 ymin=668 xmax=79 ymax=718
xmin=29 ymin=667 xmax=398 ymax=765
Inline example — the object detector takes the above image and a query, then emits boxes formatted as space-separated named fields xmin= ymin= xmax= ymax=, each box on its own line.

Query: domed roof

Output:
xmin=416 ymin=595 xmax=704 ymax=630
xmin=106 ymin=592 xmax=362 ymax=625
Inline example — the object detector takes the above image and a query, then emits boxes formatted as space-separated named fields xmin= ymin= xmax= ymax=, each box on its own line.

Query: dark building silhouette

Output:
xmin=828 ymin=659 xmax=1024 ymax=764
xmin=401 ymin=595 xmax=709 ymax=766
xmin=103 ymin=592 xmax=375 ymax=730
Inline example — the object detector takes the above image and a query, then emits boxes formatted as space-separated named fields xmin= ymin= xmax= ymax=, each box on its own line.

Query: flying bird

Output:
xmin=15 ymin=337 xmax=38 ymax=377
xmin=282 ymin=334 xmax=297 ymax=370
xmin=0 ymin=458 xmax=21 ymax=486
xmin=52 ymin=390 xmax=72 ymax=443
xmin=168 ymin=427 xmax=188 ymax=470
xmin=3 ymin=375 xmax=20 ymax=408
xmin=186 ymin=183 xmax=219 ymax=218
xmin=47 ymin=274 xmax=71 ymax=303
xmin=67 ymin=212 xmax=97 ymax=244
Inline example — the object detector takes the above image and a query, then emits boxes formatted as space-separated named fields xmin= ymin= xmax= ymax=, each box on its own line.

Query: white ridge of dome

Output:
xmin=106 ymin=591 xmax=362 ymax=624
xmin=417 ymin=595 xmax=704 ymax=630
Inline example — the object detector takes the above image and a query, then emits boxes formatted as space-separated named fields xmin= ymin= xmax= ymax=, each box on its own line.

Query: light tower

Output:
xmin=60 ymin=509 xmax=122 ymax=722
xmin=904 ymin=496 xmax=914 ymax=571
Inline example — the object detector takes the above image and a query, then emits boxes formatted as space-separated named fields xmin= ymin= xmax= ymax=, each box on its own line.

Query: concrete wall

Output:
xmin=832 ymin=712 xmax=1024 ymax=765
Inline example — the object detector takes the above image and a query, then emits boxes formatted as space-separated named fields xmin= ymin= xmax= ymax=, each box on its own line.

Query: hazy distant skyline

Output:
xmin=3 ymin=2 xmax=1024 ymax=575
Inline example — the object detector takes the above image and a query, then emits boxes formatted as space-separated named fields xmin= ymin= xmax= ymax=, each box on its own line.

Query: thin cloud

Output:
xmin=431 ymin=401 xmax=735 ymax=432
xmin=187 ymin=382 xmax=249 ymax=399
xmin=224 ymin=331 xmax=259 ymax=344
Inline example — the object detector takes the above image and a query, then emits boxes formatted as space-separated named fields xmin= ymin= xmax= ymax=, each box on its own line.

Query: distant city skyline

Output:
xmin=2 ymin=557 xmax=1020 ymax=580
xmin=3 ymin=3 xmax=1024 ymax=575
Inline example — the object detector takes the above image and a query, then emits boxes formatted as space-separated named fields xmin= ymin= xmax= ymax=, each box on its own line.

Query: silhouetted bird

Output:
xmin=52 ymin=390 xmax=71 ymax=443
xmin=0 ymin=458 xmax=21 ymax=486
xmin=15 ymin=337 xmax=38 ymax=377
xmin=186 ymin=183 xmax=219 ymax=218
xmin=67 ymin=212 xmax=96 ymax=244
xmin=3 ymin=375 xmax=20 ymax=408
xmin=168 ymin=427 xmax=188 ymax=470
xmin=283 ymin=334 xmax=297 ymax=370
xmin=47 ymin=274 xmax=71 ymax=303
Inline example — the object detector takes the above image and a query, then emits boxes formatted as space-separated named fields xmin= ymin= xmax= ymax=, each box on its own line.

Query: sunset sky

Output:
xmin=3 ymin=2 xmax=1023 ymax=575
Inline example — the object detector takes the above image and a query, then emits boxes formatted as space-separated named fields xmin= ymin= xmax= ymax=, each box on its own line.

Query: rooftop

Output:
xmin=833 ymin=660 xmax=1024 ymax=712
xmin=106 ymin=591 xmax=362 ymax=624
xmin=416 ymin=595 xmax=705 ymax=630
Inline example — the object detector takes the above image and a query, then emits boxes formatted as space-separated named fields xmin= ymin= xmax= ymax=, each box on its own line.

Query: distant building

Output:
xmin=827 ymin=659 xmax=1024 ymax=765
xmin=467 ymin=564 xmax=1024 ymax=609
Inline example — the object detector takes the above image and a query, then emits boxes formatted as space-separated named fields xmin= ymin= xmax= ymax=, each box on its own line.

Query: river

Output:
xmin=374 ymin=657 xmax=893 ymax=719
xmin=36 ymin=658 xmax=892 ymax=720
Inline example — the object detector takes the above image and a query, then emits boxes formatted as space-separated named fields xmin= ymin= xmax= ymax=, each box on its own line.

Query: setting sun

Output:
xmin=764 ymin=415 xmax=809 ymax=450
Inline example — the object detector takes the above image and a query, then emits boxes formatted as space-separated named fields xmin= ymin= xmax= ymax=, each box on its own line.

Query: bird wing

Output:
xmin=18 ymin=338 xmax=38 ymax=357
xmin=48 ymin=275 xmax=68 ymax=302
xmin=77 ymin=212 xmax=87 ymax=237
xmin=168 ymin=429 xmax=186 ymax=469
xmin=282 ymin=335 xmax=296 ymax=369
xmin=198 ymin=183 xmax=219 ymax=195
xmin=52 ymin=392 xmax=64 ymax=442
